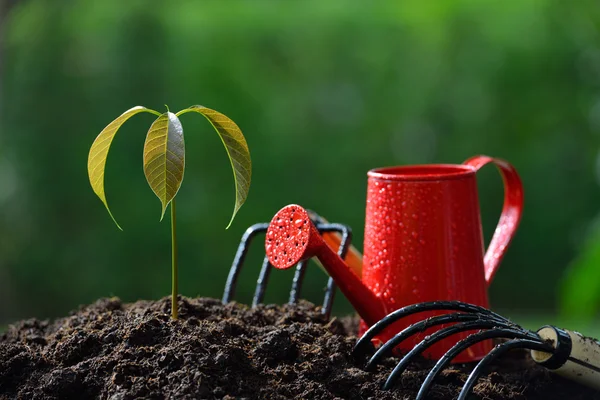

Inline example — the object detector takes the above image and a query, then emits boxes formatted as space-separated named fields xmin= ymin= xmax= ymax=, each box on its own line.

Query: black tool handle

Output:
xmin=531 ymin=325 xmax=600 ymax=390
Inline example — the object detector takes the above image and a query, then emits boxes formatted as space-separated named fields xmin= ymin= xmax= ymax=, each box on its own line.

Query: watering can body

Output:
xmin=266 ymin=156 xmax=523 ymax=363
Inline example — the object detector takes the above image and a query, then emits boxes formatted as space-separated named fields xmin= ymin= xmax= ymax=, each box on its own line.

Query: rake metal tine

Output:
xmin=457 ymin=339 xmax=554 ymax=400
xmin=322 ymin=277 xmax=337 ymax=320
xmin=287 ymin=212 xmax=327 ymax=304
xmin=364 ymin=312 xmax=495 ymax=370
xmin=354 ymin=301 xmax=510 ymax=359
xmin=222 ymin=223 xmax=269 ymax=304
xmin=317 ymin=223 xmax=352 ymax=319
xmin=288 ymin=259 xmax=309 ymax=304
xmin=252 ymin=256 xmax=272 ymax=307
xmin=383 ymin=319 xmax=527 ymax=386
xmin=409 ymin=328 xmax=541 ymax=397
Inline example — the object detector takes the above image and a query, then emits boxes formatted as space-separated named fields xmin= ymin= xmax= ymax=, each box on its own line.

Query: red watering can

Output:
xmin=265 ymin=155 xmax=523 ymax=362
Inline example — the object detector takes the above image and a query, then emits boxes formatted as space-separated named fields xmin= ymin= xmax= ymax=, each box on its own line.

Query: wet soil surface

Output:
xmin=0 ymin=297 xmax=598 ymax=399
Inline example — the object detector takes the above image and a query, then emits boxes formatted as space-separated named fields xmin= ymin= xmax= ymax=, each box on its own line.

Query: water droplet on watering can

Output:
xmin=400 ymin=256 xmax=406 ymax=262
xmin=412 ymin=213 xmax=418 ymax=220
xmin=412 ymin=289 xmax=420 ymax=296
xmin=294 ymin=219 xmax=304 ymax=227
xmin=412 ymin=231 xmax=418 ymax=239
xmin=266 ymin=244 xmax=273 ymax=252
xmin=412 ymin=275 xmax=418 ymax=282
xmin=267 ymin=230 xmax=274 ymax=239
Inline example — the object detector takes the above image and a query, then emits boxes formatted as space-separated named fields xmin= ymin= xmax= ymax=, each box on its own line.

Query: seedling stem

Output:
xmin=171 ymin=199 xmax=178 ymax=320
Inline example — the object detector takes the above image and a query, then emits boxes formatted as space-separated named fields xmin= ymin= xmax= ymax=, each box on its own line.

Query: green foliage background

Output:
xmin=1 ymin=0 xmax=599 ymax=326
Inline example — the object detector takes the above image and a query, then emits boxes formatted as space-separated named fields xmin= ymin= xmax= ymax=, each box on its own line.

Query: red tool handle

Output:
xmin=463 ymin=156 xmax=524 ymax=284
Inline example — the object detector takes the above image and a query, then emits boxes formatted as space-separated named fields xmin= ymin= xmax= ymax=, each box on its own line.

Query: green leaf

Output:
xmin=143 ymin=112 xmax=185 ymax=220
xmin=88 ymin=106 xmax=160 ymax=230
xmin=177 ymin=105 xmax=251 ymax=228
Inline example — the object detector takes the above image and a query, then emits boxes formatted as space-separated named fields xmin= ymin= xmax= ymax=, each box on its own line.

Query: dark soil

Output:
xmin=0 ymin=297 xmax=598 ymax=399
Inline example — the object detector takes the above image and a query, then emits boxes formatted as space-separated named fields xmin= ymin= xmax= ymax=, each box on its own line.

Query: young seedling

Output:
xmin=87 ymin=105 xmax=251 ymax=320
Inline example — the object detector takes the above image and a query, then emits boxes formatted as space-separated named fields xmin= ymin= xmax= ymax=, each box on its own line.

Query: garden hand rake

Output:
xmin=352 ymin=300 xmax=600 ymax=399
xmin=222 ymin=210 xmax=362 ymax=319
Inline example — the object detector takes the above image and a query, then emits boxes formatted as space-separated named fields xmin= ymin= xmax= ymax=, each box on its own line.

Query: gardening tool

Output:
xmin=351 ymin=300 xmax=600 ymax=398
xmin=265 ymin=155 xmax=524 ymax=362
xmin=222 ymin=210 xmax=362 ymax=319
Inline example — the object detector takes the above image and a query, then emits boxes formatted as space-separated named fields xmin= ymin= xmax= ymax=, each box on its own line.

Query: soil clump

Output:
xmin=1 ymin=297 xmax=598 ymax=399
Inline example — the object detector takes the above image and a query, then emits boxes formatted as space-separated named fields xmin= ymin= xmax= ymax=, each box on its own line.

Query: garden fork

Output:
xmin=222 ymin=210 xmax=362 ymax=319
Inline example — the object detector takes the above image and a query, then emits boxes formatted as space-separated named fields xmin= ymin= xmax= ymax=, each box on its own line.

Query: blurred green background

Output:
xmin=1 ymin=0 xmax=599 ymax=332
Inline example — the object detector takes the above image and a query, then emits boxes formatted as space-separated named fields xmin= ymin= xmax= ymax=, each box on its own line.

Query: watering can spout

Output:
xmin=265 ymin=204 xmax=387 ymax=326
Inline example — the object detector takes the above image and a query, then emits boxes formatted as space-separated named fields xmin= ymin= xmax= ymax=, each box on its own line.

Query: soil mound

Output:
xmin=0 ymin=297 xmax=597 ymax=399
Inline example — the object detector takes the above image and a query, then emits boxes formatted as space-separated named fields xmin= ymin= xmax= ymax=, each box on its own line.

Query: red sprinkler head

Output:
xmin=265 ymin=204 xmax=387 ymax=326
xmin=265 ymin=205 xmax=322 ymax=270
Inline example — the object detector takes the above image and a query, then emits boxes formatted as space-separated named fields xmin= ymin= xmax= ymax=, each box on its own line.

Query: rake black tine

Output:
xmin=354 ymin=301 xmax=510 ymax=358
xmin=321 ymin=277 xmax=337 ymax=320
xmin=287 ymin=212 xmax=327 ymax=304
xmin=364 ymin=312 xmax=494 ymax=370
xmin=222 ymin=223 xmax=269 ymax=304
xmin=317 ymin=223 xmax=352 ymax=319
xmin=252 ymin=256 xmax=272 ymax=307
xmin=458 ymin=339 xmax=554 ymax=400
xmin=288 ymin=259 xmax=309 ymax=304
xmin=383 ymin=319 xmax=528 ymax=385
xmin=409 ymin=328 xmax=541 ymax=397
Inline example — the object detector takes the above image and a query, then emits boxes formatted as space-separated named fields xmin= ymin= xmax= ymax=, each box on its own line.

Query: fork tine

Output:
xmin=222 ymin=223 xmax=269 ymax=304
xmin=286 ymin=211 xmax=324 ymax=304
xmin=288 ymin=259 xmax=309 ymax=304
xmin=321 ymin=277 xmax=337 ymax=320
xmin=317 ymin=223 xmax=352 ymax=319
xmin=252 ymin=256 xmax=272 ymax=307
xmin=457 ymin=339 xmax=553 ymax=400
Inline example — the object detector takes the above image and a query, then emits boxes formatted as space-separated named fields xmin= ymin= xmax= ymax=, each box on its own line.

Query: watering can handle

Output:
xmin=463 ymin=155 xmax=524 ymax=285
